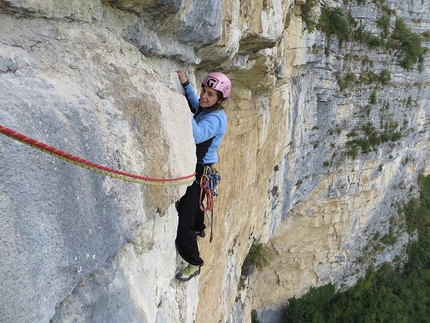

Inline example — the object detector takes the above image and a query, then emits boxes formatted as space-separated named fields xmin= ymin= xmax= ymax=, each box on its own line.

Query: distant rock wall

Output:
xmin=0 ymin=0 xmax=429 ymax=323
xmin=243 ymin=1 xmax=430 ymax=321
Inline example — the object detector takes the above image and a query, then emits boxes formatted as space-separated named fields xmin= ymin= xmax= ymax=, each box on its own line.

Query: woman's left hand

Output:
xmin=176 ymin=70 xmax=188 ymax=84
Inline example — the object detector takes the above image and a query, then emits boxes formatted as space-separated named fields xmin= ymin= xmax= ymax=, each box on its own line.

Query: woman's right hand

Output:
xmin=176 ymin=70 xmax=188 ymax=84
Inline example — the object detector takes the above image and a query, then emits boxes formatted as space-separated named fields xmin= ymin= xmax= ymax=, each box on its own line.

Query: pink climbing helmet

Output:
xmin=202 ymin=72 xmax=231 ymax=99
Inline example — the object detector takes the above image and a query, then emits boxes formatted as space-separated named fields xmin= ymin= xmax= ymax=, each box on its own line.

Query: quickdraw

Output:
xmin=199 ymin=165 xmax=221 ymax=243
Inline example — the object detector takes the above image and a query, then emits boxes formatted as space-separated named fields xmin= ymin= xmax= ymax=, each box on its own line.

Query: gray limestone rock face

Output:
xmin=50 ymin=260 xmax=145 ymax=323
xmin=177 ymin=0 xmax=224 ymax=44
xmin=0 ymin=9 xmax=195 ymax=323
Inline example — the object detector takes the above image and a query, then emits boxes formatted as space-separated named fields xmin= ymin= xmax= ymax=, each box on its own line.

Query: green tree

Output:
xmin=369 ymin=90 xmax=377 ymax=104
xmin=300 ymin=0 xmax=318 ymax=32
xmin=390 ymin=18 xmax=427 ymax=70
xmin=379 ymin=69 xmax=391 ymax=84
xmin=319 ymin=7 xmax=350 ymax=46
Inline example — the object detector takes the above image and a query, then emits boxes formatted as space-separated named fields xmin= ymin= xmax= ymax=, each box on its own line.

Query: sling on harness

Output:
xmin=199 ymin=165 xmax=221 ymax=243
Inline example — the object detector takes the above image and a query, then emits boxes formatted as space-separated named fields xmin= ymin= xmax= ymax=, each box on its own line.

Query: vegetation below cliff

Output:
xmin=282 ymin=174 xmax=430 ymax=323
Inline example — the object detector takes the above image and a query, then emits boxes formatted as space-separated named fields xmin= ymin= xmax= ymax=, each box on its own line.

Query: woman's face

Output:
xmin=200 ymin=85 xmax=220 ymax=108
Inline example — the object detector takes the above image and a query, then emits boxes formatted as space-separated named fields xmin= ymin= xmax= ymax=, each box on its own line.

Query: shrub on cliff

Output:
xmin=300 ymin=0 xmax=318 ymax=32
xmin=389 ymin=18 xmax=427 ymax=70
xmin=318 ymin=7 xmax=350 ymax=46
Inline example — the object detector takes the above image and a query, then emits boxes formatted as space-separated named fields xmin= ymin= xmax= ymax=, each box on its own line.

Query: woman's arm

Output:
xmin=191 ymin=111 xmax=226 ymax=144
xmin=176 ymin=70 xmax=199 ymax=113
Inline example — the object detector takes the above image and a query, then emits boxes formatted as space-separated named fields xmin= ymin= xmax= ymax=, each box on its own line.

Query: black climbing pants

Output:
xmin=175 ymin=164 xmax=207 ymax=266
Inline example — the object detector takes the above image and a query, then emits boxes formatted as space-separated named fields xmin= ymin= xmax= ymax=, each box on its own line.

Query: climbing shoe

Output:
xmin=195 ymin=230 xmax=205 ymax=238
xmin=176 ymin=264 xmax=201 ymax=282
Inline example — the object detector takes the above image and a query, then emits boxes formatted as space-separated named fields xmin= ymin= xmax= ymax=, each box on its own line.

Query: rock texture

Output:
xmin=0 ymin=0 xmax=429 ymax=323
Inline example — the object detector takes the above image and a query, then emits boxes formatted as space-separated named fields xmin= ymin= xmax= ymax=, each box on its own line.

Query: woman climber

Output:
xmin=174 ymin=70 xmax=231 ymax=282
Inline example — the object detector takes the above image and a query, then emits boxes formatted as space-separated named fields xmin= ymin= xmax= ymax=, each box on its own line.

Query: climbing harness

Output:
xmin=0 ymin=124 xmax=196 ymax=186
xmin=199 ymin=165 xmax=221 ymax=243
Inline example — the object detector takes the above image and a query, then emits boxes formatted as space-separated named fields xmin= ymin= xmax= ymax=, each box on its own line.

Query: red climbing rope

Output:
xmin=199 ymin=174 xmax=214 ymax=212
xmin=198 ymin=166 xmax=221 ymax=243
xmin=199 ymin=175 xmax=215 ymax=243
xmin=0 ymin=124 xmax=195 ymax=186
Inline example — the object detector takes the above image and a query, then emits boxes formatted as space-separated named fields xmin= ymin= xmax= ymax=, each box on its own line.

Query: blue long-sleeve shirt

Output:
xmin=182 ymin=82 xmax=227 ymax=165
